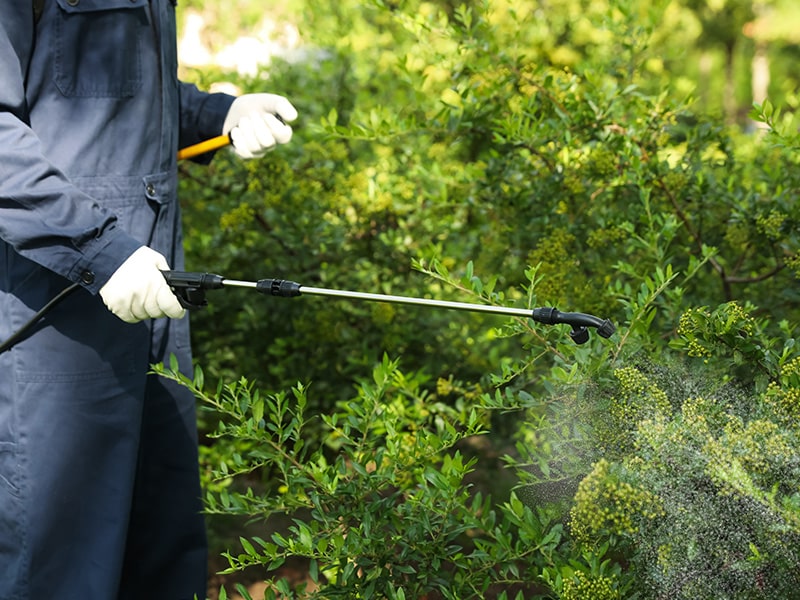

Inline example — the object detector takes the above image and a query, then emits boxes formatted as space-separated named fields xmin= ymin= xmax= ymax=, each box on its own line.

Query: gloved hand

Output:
xmin=222 ymin=93 xmax=298 ymax=159
xmin=99 ymin=246 xmax=186 ymax=323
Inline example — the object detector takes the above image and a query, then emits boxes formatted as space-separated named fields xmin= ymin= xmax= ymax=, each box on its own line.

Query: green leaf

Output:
xmin=240 ymin=537 xmax=257 ymax=557
xmin=440 ymin=88 xmax=463 ymax=109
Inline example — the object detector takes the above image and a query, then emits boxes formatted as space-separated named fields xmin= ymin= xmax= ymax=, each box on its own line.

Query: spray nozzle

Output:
xmin=531 ymin=307 xmax=616 ymax=344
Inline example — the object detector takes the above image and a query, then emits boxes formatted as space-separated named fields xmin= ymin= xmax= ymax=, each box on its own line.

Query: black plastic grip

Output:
xmin=161 ymin=271 xmax=225 ymax=310
xmin=162 ymin=271 xmax=225 ymax=290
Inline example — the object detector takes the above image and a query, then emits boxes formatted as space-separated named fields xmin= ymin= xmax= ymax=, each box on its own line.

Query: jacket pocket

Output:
xmin=70 ymin=174 xmax=164 ymax=246
xmin=53 ymin=0 xmax=149 ymax=98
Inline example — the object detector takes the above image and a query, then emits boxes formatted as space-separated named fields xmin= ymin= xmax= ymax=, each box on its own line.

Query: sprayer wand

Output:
xmin=162 ymin=271 xmax=616 ymax=345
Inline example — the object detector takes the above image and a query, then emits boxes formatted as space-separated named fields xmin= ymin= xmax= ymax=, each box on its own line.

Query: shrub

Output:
xmin=172 ymin=0 xmax=800 ymax=598
xmin=567 ymin=303 xmax=800 ymax=599
xmin=156 ymin=356 xmax=573 ymax=599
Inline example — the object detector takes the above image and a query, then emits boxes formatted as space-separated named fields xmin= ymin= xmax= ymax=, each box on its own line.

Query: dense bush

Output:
xmin=172 ymin=0 xmax=800 ymax=598
xmin=566 ymin=303 xmax=800 ymax=598
xmin=180 ymin=0 xmax=800 ymax=398
xmin=158 ymin=355 xmax=572 ymax=599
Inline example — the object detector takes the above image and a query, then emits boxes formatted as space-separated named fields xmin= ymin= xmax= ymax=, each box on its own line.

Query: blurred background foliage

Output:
xmin=177 ymin=0 xmax=800 ymax=396
xmin=172 ymin=0 xmax=800 ymax=597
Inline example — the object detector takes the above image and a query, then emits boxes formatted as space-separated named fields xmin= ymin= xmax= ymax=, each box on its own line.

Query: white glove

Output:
xmin=222 ymin=93 xmax=298 ymax=159
xmin=99 ymin=246 xmax=186 ymax=323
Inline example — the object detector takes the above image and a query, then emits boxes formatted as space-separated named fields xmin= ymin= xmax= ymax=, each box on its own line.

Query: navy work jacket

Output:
xmin=0 ymin=2 xmax=234 ymax=596
xmin=0 ymin=0 xmax=232 ymax=290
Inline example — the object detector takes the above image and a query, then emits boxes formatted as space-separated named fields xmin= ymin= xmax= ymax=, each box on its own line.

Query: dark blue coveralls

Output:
xmin=0 ymin=1 xmax=234 ymax=598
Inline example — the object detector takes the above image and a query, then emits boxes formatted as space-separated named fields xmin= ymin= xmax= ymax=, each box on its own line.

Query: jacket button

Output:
xmin=67 ymin=0 xmax=79 ymax=5
xmin=146 ymin=183 xmax=156 ymax=196
xmin=80 ymin=270 xmax=95 ymax=285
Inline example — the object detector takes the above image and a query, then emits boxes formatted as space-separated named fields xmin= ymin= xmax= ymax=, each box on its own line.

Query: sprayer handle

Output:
xmin=161 ymin=270 xmax=225 ymax=310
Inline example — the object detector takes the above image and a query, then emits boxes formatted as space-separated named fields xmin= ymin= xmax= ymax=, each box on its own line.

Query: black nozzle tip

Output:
xmin=570 ymin=327 xmax=590 ymax=345
xmin=597 ymin=319 xmax=616 ymax=339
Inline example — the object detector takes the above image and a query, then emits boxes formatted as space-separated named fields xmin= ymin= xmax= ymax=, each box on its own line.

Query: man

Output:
xmin=0 ymin=2 xmax=297 ymax=598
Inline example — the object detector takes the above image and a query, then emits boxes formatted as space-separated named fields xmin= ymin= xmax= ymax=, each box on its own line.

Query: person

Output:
xmin=0 ymin=2 xmax=297 ymax=598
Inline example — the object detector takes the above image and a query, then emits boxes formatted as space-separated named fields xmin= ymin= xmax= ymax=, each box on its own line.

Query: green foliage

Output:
xmin=155 ymin=356 xmax=572 ymax=599
xmin=179 ymin=0 xmax=800 ymax=400
xmin=566 ymin=303 xmax=800 ymax=599
xmin=171 ymin=0 xmax=800 ymax=598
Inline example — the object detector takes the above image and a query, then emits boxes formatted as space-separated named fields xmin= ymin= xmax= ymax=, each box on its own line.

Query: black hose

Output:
xmin=0 ymin=282 xmax=80 ymax=354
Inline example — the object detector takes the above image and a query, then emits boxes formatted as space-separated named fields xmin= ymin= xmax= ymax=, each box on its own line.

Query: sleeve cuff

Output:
xmin=67 ymin=228 xmax=143 ymax=295
xmin=179 ymin=83 xmax=236 ymax=164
